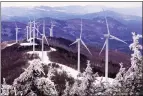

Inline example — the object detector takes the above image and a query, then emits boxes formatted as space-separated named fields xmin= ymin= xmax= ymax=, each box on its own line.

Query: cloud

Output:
xmin=1 ymin=2 xmax=142 ymax=8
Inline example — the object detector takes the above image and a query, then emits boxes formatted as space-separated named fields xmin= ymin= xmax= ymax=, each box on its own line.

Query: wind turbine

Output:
xmin=69 ymin=19 xmax=92 ymax=72
xmin=35 ymin=20 xmax=49 ymax=63
xmin=28 ymin=19 xmax=33 ymax=44
xmin=99 ymin=9 xmax=127 ymax=80
xmin=32 ymin=19 xmax=36 ymax=52
xmin=36 ymin=23 xmax=41 ymax=39
xmin=49 ymin=20 xmax=55 ymax=37
xmin=41 ymin=20 xmax=49 ymax=63
xmin=26 ymin=25 xmax=29 ymax=41
xmin=15 ymin=22 xmax=21 ymax=43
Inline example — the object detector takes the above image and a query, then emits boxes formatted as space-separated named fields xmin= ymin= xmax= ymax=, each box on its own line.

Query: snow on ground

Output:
xmin=27 ymin=48 xmax=79 ymax=79
xmin=20 ymin=43 xmax=37 ymax=46
xmin=57 ymin=63 xmax=79 ymax=78
xmin=26 ymin=48 xmax=116 ymax=83
xmin=7 ymin=43 xmax=16 ymax=47
xmin=93 ymin=77 xmax=118 ymax=88
xmin=95 ymin=77 xmax=116 ymax=85
xmin=50 ymin=47 xmax=57 ymax=51
xmin=27 ymin=51 xmax=51 ymax=64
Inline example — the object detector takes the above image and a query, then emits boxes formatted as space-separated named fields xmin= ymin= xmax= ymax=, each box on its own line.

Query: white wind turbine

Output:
xmin=36 ymin=24 xmax=41 ymax=39
xmin=28 ymin=19 xmax=33 ymax=44
xmin=15 ymin=22 xmax=21 ymax=43
xmin=69 ymin=19 xmax=92 ymax=72
xmin=49 ymin=20 xmax=55 ymax=37
xmin=32 ymin=19 xmax=36 ymax=52
xmin=26 ymin=25 xmax=29 ymax=41
xmin=41 ymin=20 xmax=49 ymax=63
xmin=36 ymin=20 xmax=49 ymax=63
xmin=99 ymin=9 xmax=127 ymax=80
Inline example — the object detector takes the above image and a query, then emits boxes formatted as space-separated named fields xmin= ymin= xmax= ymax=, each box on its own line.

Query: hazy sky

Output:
xmin=1 ymin=2 xmax=142 ymax=8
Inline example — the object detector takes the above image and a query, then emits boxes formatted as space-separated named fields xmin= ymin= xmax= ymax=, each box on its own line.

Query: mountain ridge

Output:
xmin=1 ymin=37 xmax=131 ymax=85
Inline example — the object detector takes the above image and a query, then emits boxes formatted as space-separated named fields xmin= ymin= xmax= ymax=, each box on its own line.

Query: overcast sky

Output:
xmin=1 ymin=2 xmax=142 ymax=8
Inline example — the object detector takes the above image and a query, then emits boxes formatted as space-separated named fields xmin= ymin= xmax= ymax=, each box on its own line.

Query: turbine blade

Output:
xmin=81 ymin=39 xmax=92 ymax=55
xmin=44 ymin=36 xmax=49 ymax=46
xmin=99 ymin=38 xmax=107 ymax=55
xmin=80 ymin=19 xmax=83 ymax=39
xmin=35 ymin=28 xmax=42 ymax=36
xmin=69 ymin=40 xmax=78 ymax=46
xmin=110 ymin=35 xmax=127 ymax=44
xmin=43 ymin=20 xmax=45 ymax=35
xmin=102 ymin=8 xmax=110 ymax=35
xmin=15 ymin=22 xmax=18 ymax=28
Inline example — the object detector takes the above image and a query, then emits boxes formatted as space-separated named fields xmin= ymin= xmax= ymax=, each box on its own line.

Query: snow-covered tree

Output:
xmin=13 ymin=59 xmax=45 ymax=95
xmin=78 ymin=60 xmax=95 ymax=96
xmin=63 ymin=81 xmax=71 ymax=96
xmin=69 ymin=60 xmax=97 ymax=96
xmin=93 ymin=72 xmax=99 ymax=79
xmin=69 ymin=79 xmax=80 ymax=96
xmin=106 ymin=32 xmax=143 ymax=95
xmin=47 ymin=64 xmax=55 ymax=80
xmin=115 ymin=62 xmax=126 ymax=81
xmin=82 ymin=60 xmax=93 ymax=80
xmin=12 ymin=59 xmax=59 ymax=96
xmin=34 ymin=77 xmax=58 ymax=96
xmin=1 ymin=78 xmax=12 ymax=96
xmin=13 ymin=59 xmax=45 ymax=84
xmin=123 ymin=32 xmax=143 ymax=95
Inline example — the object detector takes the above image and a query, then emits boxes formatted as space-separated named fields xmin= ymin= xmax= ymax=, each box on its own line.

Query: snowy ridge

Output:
xmin=57 ymin=63 xmax=79 ymax=78
xmin=27 ymin=47 xmax=79 ymax=79
xmin=7 ymin=43 xmax=16 ymax=47
xmin=26 ymin=47 xmax=116 ymax=84
xmin=20 ymin=42 xmax=37 ymax=46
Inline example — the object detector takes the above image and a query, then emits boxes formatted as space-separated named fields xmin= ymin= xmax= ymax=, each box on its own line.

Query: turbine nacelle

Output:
xmin=104 ymin=34 xmax=110 ymax=38
xmin=76 ymin=38 xmax=80 ymax=41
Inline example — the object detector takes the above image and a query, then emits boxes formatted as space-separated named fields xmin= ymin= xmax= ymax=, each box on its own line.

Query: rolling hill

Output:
xmin=1 ymin=37 xmax=131 ymax=85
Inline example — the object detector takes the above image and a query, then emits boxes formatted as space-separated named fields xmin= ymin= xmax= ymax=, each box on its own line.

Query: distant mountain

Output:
xmin=1 ymin=15 xmax=141 ymax=53
xmin=1 ymin=6 xmax=142 ymax=53
xmin=1 ymin=6 xmax=142 ymax=21
xmin=1 ymin=21 xmax=26 ymax=41
xmin=2 ymin=5 xmax=142 ymax=18
xmin=106 ymin=7 xmax=142 ymax=17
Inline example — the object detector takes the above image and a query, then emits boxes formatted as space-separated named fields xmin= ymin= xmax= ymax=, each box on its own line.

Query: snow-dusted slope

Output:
xmin=94 ymin=77 xmax=117 ymax=86
xmin=27 ymin=47 xmax=117 ymax=85
xmin=27 ymin=47 xmax=79 ymax=79
xmin=7 ymin=43 xmax=16 ymax=47
xmin=20 ymin=42 xmax=37 ymax=46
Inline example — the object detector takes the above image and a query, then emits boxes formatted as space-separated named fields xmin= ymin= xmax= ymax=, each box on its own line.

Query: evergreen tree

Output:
xmin=123 ymin=32 xmax=143 ymax=95
xmin=1 ymin=78 xmax=12 ymax=96
xmin=69 ymin=79 xmax=80 ymax=96
xmin=78 ymin=60 xmax=95 ymax=96
xmin=34 ymin=77 xmax=58 ymax=96
xmin=12 ymin=59 xmax=58 ymax=96
xmin=63 ymin=81 xmax=71 ymax=96
xmin=106 ymin=32 xmax=143 ymax=95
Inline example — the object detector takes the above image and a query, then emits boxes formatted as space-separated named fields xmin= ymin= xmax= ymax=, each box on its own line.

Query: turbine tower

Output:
xmin=35 ymin=20 xmax=49 ymax=63
xmin=41 ymin=20 xmax=49 ymax=63
xmin=28 ymin=20 xmax=33 ymax=44
xmin=99 ymin=9 xmax=127 ymax=80
xmin=15 ymin=22 xmax=21 ymax=43
xmin=70 ymin=19 xmax=92 ymax=72
xmin=32 ymin=19 xmax=36 ymax=52
xmin=36 ymin=23 xmax=41 ymax=39
xmin=26 ymin=25 xmax=29 ymax=41
xmin=49 ymin=20 xmax=55 ymax=37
